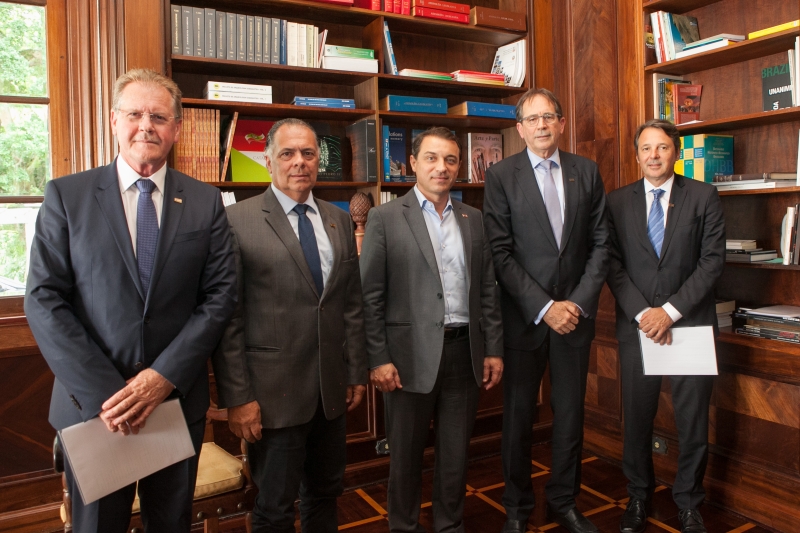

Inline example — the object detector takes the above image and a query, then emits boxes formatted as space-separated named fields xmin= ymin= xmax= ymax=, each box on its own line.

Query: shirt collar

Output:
xmin=413 ymin=184 xmax=453 ymax=214
xmin=117 ymin=156 xmax=167 ymax=193
xmin=271 ymin=183 xmax=319 ymax=215
xmin=527 ymin=148 xmax=561 ymax=171
xmin=643 ymin=175 xmax=675 ymax=196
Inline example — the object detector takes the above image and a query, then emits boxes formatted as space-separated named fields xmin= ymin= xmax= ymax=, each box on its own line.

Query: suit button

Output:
xmin=320 ymin=306 xmax=324 ymax=311
xmin=135 ymin=361 xmax=143 ymax=370
xmin=658 ymin=267 xmax=663 ymax=272
xmin=437 ymin=321 xmax=443 ymax=328
xmin=144 ymin=316 xmax=150 ymax=324
xmin=437 ymin=293 xmax=443 ymax=299
xmin=656 ymin=293 xmax=661 ymax=298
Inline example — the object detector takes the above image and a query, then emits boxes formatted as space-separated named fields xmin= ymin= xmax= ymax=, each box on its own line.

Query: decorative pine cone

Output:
xmin=349 ymin=192 xmax=372 ymax=225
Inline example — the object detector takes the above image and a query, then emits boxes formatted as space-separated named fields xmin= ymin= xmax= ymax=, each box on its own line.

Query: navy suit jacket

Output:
xmin=25 ymin=161 xmax=237 ymax=430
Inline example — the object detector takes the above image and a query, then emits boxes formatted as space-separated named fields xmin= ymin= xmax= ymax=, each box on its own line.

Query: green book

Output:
xmin=323 ymin=44 xmax=374 ymax=59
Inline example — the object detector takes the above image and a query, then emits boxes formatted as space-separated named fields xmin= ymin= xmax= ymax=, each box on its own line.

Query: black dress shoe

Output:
xmin=546 ymin=506 xmax=599 ymax=533
xmin=502 ymin=519 xmax=526 ymax=532
xmin=619 ymin=498 xmax=647 ymax=533
xmin=679 ymin=509 xmax=707 ymax=533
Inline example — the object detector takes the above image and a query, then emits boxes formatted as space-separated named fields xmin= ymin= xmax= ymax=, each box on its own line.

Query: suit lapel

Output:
xmin=658 ymin=176 xmax=687 ymax=262
xmin=401 ymin=190 xmax=440 ymax=282
xmin=559 ymin=154 xmax=578 ymax=252
xmin=453 ymin=201 xmax=472 ymax=289
xmin=514 ymin=152 xmax=560 ymax=252
xmin=262 ymin=187 xmax=320 ymax=299
xmin=317 ymin=200 xmax=343 ymax=301
xmin=148 ymin=170 xmax=184 ymax=304
xmin=94 ymin=161 xmax=145 ymax=301
xmin=631 ymin=180 xmax=658 ymax=261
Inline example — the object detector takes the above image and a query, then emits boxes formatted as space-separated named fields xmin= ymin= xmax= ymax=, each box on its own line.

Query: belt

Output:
xmin=443 ymin=325 xmax=469 ymax=340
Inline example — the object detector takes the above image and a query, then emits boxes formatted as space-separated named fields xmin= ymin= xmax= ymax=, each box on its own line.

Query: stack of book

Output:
xmin=649 ymin=10 xmax=701 ymax=62
xmin=173 ymin=107 xmax=220 ymax=182
xmin=398 ymin=69 xmax=452 ymax=80
xmin=674 ymin=34 xmax=745 ymax=59
xmin=320 ymin=44 xmax=379 ymax=73
xmin=411 ymin=0 xmax=470 ymax=24
xmin=711 ymin=173 xmax=797 ymax=191
xmin=292 ymin=97 xmax=356 ymax=108
xmin=725 ymin=240 xmax=777 ymax=263
xmin=380 ymin=191 xmax=399 ymax=204
xmin=491 ymin=39 xmax=526 ymax=88
xmin=447 ymin=101 xmax=515 ymax=119
xmin=353 ymin=0 xmax=410 ymax=15
xmin=171 ymin=5 xmax=328 ymax=68
xmin=451 ymin=70 xmax=505 ymax=85
xmin=716 ymin=299 xmax=735 ymax=328
xmin=204 ymin=81 xmax=272 ymax=104
xmin=380 ymin=95 xmax=448 ymax=114
xmin=734 ymin=305 xmax=800 ymax=344
xmin=652 ymin=75 xmax=702 ymax=124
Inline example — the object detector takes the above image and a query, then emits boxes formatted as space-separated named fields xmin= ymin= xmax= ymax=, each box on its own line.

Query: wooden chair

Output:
xmin=54 ymin=404 xmax=256 ymax=533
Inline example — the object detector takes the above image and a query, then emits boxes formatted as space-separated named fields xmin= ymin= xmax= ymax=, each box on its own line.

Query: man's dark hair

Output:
xmin=265 ymin=118 xmax=318 ymax=158
xmin=515 ymin=88 xmax=564 ymax=122
xmin=634 ymin=119 xmax=681 ymax=153
xmin=411 ymin=127 xmax=462 ymax=160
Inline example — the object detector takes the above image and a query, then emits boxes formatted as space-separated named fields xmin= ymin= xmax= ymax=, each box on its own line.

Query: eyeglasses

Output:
xmin=519 ymin=113 xmax=561 ymax=127
xmin=117 ymin=109 xmax=180 ymax=126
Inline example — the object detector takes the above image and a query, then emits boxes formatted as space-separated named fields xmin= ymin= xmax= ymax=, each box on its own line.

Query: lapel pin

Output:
xmin=174 ymin=198 xmax=183 ymax=203
xmin=462 ymin=213 xmax=468 ymax=218
xmin=669 ymin=203 xmax=674 ymax=207
xmin=330 ymin=223 xmax=336 ymax=229
xmin=569 ymin=178 xmax=575 ymax=182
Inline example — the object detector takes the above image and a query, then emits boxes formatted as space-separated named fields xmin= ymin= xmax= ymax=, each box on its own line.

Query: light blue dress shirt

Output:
xmin=272 ymin=185 xmax=334 ymax=288
xmin=413 ymin=186 xmax=469 ymax=327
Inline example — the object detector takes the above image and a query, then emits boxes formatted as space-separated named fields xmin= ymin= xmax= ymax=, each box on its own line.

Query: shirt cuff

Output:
xmin=662 ymin=302 xmax=682 ymax=323
xmin=575 ymin=303 xmax=587 ymax=318
xmin=535 ymin=300 xmax=555 ymax=325
xmin=634 ymin=307 xmax=651 ymax=323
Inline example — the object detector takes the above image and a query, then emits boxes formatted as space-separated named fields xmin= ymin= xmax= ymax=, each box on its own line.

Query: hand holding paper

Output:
xmin=100 ymin=369 xmax=175 ymax=433
xmin=638 ymin=326 xmax=718 ymax=375
xmin=639 ymin=307 xmax=674 ymax=345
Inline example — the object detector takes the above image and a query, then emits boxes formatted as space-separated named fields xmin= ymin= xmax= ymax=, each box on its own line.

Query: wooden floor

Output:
xmin=227 ymin=443 xmax=774 ymax=533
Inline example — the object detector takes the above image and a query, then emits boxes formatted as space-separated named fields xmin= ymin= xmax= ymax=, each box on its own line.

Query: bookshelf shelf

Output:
xmin=718 ymin=185 xmax=800 ymax=196
xmin=382 ymin=14 xmax=526 ymax=46
xmin=717 ymin=328 xmax=800 ymax=356
xmin=642 ymin=0 xmax=724 ymax=13
xmin=644 ymin=28 xmax=799 ymax=76
xmin=378 ymin=110 xmax=515 ymax=129
xmin=380 ymin=182 xmax=484 ymax=189
xmin=725 ymin=261 xmax=800 ymax=270
xmin=182 ymin=98 xmax=374 ymax=121
xmin=674 ymin=107 xmax=800 ymax=134
xmin=377 ymin=74 xmax=524 ymax=98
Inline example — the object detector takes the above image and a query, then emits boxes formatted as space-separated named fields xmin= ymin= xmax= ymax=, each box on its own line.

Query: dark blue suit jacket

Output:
xmin=25 ymin=161 xmax=237 ymax=430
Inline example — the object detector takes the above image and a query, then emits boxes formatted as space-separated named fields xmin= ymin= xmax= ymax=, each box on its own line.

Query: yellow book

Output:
xmin=747 ymin=20 xmax=799 ymax=40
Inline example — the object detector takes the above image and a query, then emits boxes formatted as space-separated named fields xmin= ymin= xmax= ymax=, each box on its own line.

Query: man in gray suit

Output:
xmin=360 ymin=127 xmax=504 ymax=533
xmin=607 ymin=120 xmax=724 ymax=533
xmin=25 ymin=69 xmax=238 ymax=533
xmin=212 ymin=118 xmax=367 ymax=533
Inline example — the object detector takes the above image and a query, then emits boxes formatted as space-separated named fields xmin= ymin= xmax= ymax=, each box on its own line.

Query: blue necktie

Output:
xmin=539 ymin=160 xmax=563 ymax=249
xmin=292 ymin=204 xmax=324 ymax=296
xmin=648 ymin=189 xmax=665 ymax=258
xmin=136 ymin=179 xmax=159 ymax=295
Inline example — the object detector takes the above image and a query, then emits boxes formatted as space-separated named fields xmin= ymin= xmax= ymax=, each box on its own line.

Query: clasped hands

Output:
xmin=639 ymin=307 xmax=674 ymax=345
xmin=99 ymin=368 xmax=175 ymax=435
xmin=369 ymin=356 xmax=503 ymax=393
xmin=543 ymin=300 xmax=581 ymax=334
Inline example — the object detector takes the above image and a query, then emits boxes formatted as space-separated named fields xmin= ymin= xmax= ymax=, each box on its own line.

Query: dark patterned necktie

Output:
xmin=136 ymin=179 xmax=159 ymax=295
xmin=292 ymin=204 xmax=324 ymax=296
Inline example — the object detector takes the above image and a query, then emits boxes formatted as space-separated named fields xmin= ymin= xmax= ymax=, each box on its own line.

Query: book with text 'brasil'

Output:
xmin=380 ymin=95 xmax=448 ymax=114
xmin=762 ymin=62 xmax=793 ymax=111
xmin=230 ymin=119 xmax=275 ymax=182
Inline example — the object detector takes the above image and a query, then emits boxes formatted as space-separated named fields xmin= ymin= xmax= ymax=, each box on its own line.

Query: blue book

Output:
xmin=280 ymin=19 xmax=287 ymax=65
xmin=449 ymin=190 xmax=463 ymax=202
xmin=382 ymin=21 xmax=398 ymax=75
xmin=382 ymin=125 xmax=391 ymax=181
xmin=293 ymin=102 xmax=357 ymax=108
xmin=292 ymin=97 xmax=356 ymax=107
xmin=381 ymin=95 xmax=448 ymax=114
xmin=449 ymin=101 xmax=515 ymax=119
xmin=330 ymin=201 xmax=350 ymax=213
xmin=387 ymin=127 xmax=407 ymax=178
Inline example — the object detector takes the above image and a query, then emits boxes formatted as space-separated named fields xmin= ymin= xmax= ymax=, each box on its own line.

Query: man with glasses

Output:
xmin=25 ymin=69 xmax=237 ymax=533
xmin=483 ymin=88 xmax=610 ymax=533
xmin=212 ymin=118 xmax=367 ymax=533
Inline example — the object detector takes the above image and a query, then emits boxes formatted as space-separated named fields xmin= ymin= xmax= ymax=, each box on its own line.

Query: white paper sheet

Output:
xmin=59 ymin=399 xmax=195 ymax=504
xmin=638 ymin=326 xmax=718 ymax=376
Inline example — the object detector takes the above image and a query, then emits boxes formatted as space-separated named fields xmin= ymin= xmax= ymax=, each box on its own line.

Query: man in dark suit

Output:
xmin=212 ymin=118 xmax=367 ymax=533
xmin=360 ymin=127 xmax=504 ymax=533
xmin=483 ymin=88 xmax=610 ymax=533
xmin=607 ymin=119 xmax=724 ymax=533
xmin=24 ymin=69 xmax=238 ymax=533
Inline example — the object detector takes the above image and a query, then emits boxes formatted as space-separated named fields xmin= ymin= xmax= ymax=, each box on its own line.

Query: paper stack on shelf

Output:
xmin=451 ymin=70 xmax=505 ymax=85
xmin=491 ymin=39 xmax=525 ymax=87
xmin=204 ymin=81 xmax=272 ymax=104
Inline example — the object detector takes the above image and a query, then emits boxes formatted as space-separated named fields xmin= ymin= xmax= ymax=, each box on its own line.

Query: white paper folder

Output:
xmin=59 ymin=399 xmax=195 ymax=504
xmin=638 ymin=326 xmax=718 ymax=376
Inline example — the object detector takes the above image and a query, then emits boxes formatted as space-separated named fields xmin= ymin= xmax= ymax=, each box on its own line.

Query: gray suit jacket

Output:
xmin=606 ymin=175 xmax=726 ymax=343
xmin=25 ymin=162 xmax=238 ymax=430
xmin=212 ymin=187 xmax=367 ymax=429
xmin=360 ymin=189 xmax=504 ymax=394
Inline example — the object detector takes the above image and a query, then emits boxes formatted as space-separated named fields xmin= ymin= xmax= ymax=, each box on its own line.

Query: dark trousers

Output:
xmin=619 ymin=339 xmax=714 ymax=510
xmin=384 ymin=336 xmax=479 ymax=533
xmin=501 ymin=332 xmax=591 ymax=520
xmin=65 ymin=416 xmax=206 ymax=533
xmin=247 ymin=398 xmax=346 ymax=533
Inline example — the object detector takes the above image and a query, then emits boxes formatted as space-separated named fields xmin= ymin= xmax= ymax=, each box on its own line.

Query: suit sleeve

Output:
xmin=210 ymin=223 xmax=254 ymax=408
xmin=343 ymin=216 xmax=368 ymax=385
xmin=605 ymin=199 xmax=650 ymax=322
xmin=149 ymin=191 xmax=237 ymax=395
xmin=483 ymin=163 xmax=553 ymax=324
xmin=359 ymin=208 xmax=391 ymax=369
xmin=477 ymin=214 xmax=504 ymax=356
xmin=25 ymin=179 xmax=127 ymax=421
xmin=565 ymin=164 xmax=610 ymax=316
xmin=667 ymin=188 xmax=725 ymax=317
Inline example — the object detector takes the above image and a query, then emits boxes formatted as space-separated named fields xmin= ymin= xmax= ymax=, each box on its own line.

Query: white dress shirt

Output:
xmin=414 ymin=186 xmax=469 ymax=327
xmin=635 ymin=176 xmax=682 ymax=324
xmin=271 ymin=185 xmax=334 ymax=288
xmin=117 ymin=157 xmax=166 ymax=256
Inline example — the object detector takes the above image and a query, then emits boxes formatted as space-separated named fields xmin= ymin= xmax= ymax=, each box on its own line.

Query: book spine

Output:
xmin=402 ymin=0 xmax=410 ymax=15
xmin=254 ymin=16 xmax=263 ymax=62
xmin=294 ymin=102 xmax=356 ymax=108
xmin=352 ymin=0 xmax=381 ymax=8
xmin=412 ymin=7 xmax=469 ymax=23
xmin=384 ymin=0 xmax=393 ymax=13
xmin=383 ymin=22 xmax=398 ymax=75
xmin=287 ymin=22 xmax=298 ymax=66
xmin=182 ymin=6 xmax=193 ymax=56
xmin=206 ymin=81 xmax=272 ymax=94
xmin=470 ymin=6 xmax=526 ymax=31
xmin=206 ymin=92 xmax=273 ymax=103
xmin=216 ymin=11 xmax=226 ymax=60
xmin=226 ymin=13 xmax=236 ymax=61
xmin=307 ymin=25 xmax=315 ymax=67
xmin=236 ymin=14 xmax=246 ymax=62
xmin=394 ymin=0 xmax=401 ymax=14
xmin=280 ymin=20 xmax=288 ymax=65
xmin=382 ymin=125 xmax=391 ymax=181
xmin=263 ymin=17 xmax=271 ymax=64
xmin=324 ymin=45 xmax=375 ymax=59
xmin=192 ymin=7 xmax=204 ymax=57
xmin=366 ymin=120 xmax=377 ymax=181
xmin=414 ymin=0 xmax=470 ymax=14
xmin=246 ymin=16 xmax=255 ymax=62
xmin=464 ymin=102 xmax=515 ymax=118
xmin=171 ymin=5 xmax=182 ymax=55
xmin=386 ymin=96 xmax=448 ymax=113
xmin=204 ymin=8 xmax=215 ymax=58
xmin=271 ymin=19 xmax=280 ymax=64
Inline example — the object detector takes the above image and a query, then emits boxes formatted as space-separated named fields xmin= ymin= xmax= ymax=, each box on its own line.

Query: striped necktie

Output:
xmin=648 ymin=188 xmax=665 ymax=258
xmin=136 ymin=178 xmax=159 ymax=295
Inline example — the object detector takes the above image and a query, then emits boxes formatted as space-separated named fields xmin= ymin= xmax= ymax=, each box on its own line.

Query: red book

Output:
xmin=352 ymin=0 xmax=381 ymax=9
xmin=401 ymin=0 xmax=410 ymax=15
xmin=384 ymin=0 xmax=392 ymax=12
xmin=309 ymin=0 xmax=355 ymax=4
xmin=394 ymin=0 xmax=401 ymax=13
xmin=412 ymin=0 xmax=469 ymax=14
xmin=411 ymin=6 xmax=469 ymax=23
